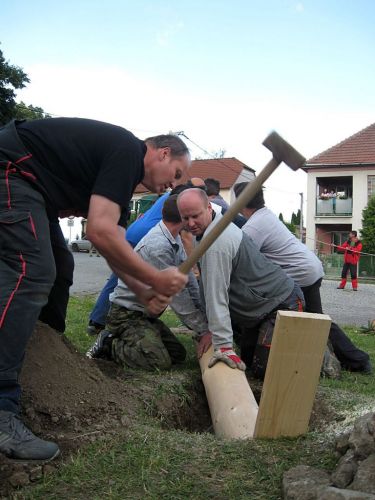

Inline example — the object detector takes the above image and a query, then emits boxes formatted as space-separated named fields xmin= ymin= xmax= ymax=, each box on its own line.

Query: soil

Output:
xmin=0 ymin=322 xmax=145 ymax=497
xmin=0 ymin=322 xmax=345 ymax=498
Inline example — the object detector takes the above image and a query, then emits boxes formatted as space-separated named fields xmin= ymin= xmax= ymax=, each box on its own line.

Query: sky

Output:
xmin=2 ymin=0 xmax=375 ymax=239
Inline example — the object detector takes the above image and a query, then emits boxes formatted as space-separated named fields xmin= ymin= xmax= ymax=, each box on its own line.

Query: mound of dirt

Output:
xmin=0 ymin=322 xmax=142 ymax=496
xmin=20 ymin=322 xmax=136 ymax=418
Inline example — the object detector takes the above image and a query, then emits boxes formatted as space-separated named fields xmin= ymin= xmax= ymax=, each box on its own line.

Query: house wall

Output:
xmin=221 ymin=188 xmax=231 ymax=204
xmin=315 ymin=227 xmax=332 ymax=254
xmin=352 ymin=170 xmax=375 ymax=231
xmin=227 ymin=168 xmax=256 ymax=204
xmin=306 ymin=168 xmax=375 ymax=251
xmin=132 ymin=167 xmax=256 ymax=208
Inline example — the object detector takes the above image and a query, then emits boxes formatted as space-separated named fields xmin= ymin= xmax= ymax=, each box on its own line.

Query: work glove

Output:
xmin=208 ymin=347 xmax=246 ymax=371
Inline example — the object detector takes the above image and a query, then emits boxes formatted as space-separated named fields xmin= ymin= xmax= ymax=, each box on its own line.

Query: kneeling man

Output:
xmin=87 ymin=195 xmax=211 ymax=370
xmin=177 ymin=188 xmax=305 ymax=378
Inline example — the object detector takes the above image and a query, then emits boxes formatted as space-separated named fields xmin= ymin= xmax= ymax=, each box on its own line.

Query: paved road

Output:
xmin=70 ymin=252 xmax=111 ymax=295
xmin=320 ymin=279 xmax=374 ymax=327
xmin=70 ymin=252 xmax=374 ymax=327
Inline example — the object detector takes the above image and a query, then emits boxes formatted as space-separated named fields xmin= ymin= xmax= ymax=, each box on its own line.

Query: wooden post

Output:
xmin=254 ymin=311 xmax=331 ymax=438
xmin=199 ymin=346 xmax=259 ymax=439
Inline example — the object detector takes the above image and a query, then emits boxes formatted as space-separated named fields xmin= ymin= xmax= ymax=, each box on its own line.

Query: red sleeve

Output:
xmin=337 ymin=241 xmax=349 ymax=252
xmin=353 ymin=242 xmax=363 ymax=254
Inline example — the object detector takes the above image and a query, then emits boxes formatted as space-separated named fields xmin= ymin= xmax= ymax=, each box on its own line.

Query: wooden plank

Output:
xmin=200 ymin=346 xmax=259 ymax=439
xmin=254 ymin=311 xmax=331 ymax=438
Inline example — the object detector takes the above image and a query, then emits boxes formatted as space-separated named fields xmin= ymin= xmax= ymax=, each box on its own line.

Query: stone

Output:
xmin=348 ymin=413 xmax=375 ymax=460
xmin=8 ymin=471 xmax=30 ymax=487
xmin=11 ymin=463 xmax=25 ymax=472
xmin=331 ymin=450 xmax=358 ymax=489
xmin=43 ymin=464 xmax=55 ymax=476
xmin=336 ymin=431 xmax=351 ymax=455
xmin=29 ymin=466 xmax=43 ymax=482
xmin=319 ymin=486 xmax=375 ymax=499
xmin=349 ymin=454 xmax=375 ymax=494
xmin=282 ymin=465 xmax=331 ymax=499
xmin=25 ymin=406 xmax=36 ymax=420
xmin=321 ymin=347 xmax=342 ymax=379
xmin=120 ymin=414 xmax=131 ymax=426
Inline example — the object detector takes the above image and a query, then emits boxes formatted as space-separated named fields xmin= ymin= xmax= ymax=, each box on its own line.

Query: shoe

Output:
xmin=337 ymin=286 xmax=345 ymax=289
xmin=86 ymin=330 xmax=113 ymax=359
xmin=86 ymin=320 xmax=104 ymax=337
xmin=0 ymin=410 xmax=60 ymax=461
xmin=353 ymin=289 xmax=358 ymax=291
xmin=362 ymin=360 xmax=373 ymax=375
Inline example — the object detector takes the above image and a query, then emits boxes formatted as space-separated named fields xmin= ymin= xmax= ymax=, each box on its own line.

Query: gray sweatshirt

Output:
xmin=242 ymin=207 xmax=323 ymax=287
xmin=110 ymin=221 xmax=209 ymax=334
xmin=199 ymin=213 xmax=294 ymax=348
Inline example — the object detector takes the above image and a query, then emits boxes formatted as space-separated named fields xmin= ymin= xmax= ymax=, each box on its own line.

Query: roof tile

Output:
xmin=305 ymin=122 xmax=375 ymax=167
xmin=135 ymin=157 xmax=253 ymax=193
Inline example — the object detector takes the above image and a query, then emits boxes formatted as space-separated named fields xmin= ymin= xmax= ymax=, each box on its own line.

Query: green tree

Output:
xmin=14 ymin=101 xmax=51 ymax=120
xmin=278 ymin=212 xmax=297 ymax=235
xmin=0 ymin=46 xmax=49 ymax=124
xmin=0 ymin=47 xmax=30 ymax=125
xmin=283 ymin=221 xmax=297 ymax=235
xmin=361 ymin=195 xmax=375 ymax=253
xmin=291 ymin=209 xmax=301 ymax=226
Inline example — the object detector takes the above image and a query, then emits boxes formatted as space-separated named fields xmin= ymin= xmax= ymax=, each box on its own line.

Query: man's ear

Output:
xmin=159 ymin=147 xmax=171 ymax=161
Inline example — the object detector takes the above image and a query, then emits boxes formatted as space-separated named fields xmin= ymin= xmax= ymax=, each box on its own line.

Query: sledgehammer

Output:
xmin=179 ymin=130 xmax=305 ymax=274
xmin=178 ymin=131 xmax=306 ymax=440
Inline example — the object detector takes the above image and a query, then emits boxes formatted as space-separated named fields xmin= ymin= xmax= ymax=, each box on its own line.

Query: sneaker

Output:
xmin=86 ymin=320 xmax=104 ymax=337
xmin=337 ymin=286 xmax=345 ymax=289
xmin=0 ymin=410 xmax=60 ymax=461
xmin=86 ymin=330 xmax=113 ymax=359
xmin=353 ymin=288 xmax=358 ymax=291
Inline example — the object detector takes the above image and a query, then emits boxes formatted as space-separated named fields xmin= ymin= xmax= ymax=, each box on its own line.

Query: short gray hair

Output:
xmin=145 ymin=134 xmax=190 ymax=158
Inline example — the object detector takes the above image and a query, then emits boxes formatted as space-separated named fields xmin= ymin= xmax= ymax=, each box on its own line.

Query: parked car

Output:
xmin=70 ymin=236 xmax=94 ymax=253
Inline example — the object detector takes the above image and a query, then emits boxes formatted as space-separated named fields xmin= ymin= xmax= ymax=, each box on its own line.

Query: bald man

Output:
xmin=177 ymin=188 xmax=305 ymax=376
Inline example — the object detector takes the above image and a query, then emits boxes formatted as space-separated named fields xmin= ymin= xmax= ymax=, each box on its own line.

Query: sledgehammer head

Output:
xmin=262 ymin=131 xmax=305 ymax=171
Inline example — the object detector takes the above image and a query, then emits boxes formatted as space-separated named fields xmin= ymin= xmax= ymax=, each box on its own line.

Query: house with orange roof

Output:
xmin=303 ymin=123 xmax=375 ymax=254
xmin=80 ymin=157 xmax=254 ymax=235
xmin=131 ymin=156 xmax=255 ymax=211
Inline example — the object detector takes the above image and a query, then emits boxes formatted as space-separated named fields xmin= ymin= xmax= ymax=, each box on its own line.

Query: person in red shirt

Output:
xmin=337 ymin=231 xmax=363 ymax=291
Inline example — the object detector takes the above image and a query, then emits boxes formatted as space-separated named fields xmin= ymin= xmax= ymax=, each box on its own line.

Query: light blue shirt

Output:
xmin=111 ymin=221 xmax=209 ymax=334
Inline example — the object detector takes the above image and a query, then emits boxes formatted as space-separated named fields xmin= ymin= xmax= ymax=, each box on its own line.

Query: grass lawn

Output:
xmin=17 ymin=296 xmax=375 ymax=500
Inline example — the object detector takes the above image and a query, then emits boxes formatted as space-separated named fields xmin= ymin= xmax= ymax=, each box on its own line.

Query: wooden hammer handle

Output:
xmin=179 ymin=156 xmax=280 ymax=274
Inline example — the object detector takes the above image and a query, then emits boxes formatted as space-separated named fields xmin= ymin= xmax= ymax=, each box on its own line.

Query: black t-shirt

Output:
xmin=16 ymin=118 xmax=146 ymax=226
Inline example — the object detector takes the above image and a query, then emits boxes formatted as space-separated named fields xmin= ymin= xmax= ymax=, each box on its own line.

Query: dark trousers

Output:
xmin=301 ymin=278 xmax=369 ymax=370
xmin=89 ymin=272 xmax=118 ymax=326
xmin=0 ymin=169 xmax=56 ymax=413
xmin=232 ymin=283 xmax=305 ymax=379
xmin=39 ymin=220 xmax=74 ymax=332
xmin=341 ymin=262 xmax=357 ymax=280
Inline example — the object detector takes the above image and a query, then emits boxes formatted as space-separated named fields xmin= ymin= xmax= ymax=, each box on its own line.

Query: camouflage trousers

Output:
xmin=106 ymin=304 xmax=186 ymax=371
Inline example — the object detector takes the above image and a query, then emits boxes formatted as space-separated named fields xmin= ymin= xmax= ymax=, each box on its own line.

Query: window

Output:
xmin=368 ymin=175 xmax=375 ymax=199
xmin=332 ymin=232 xmax=348 ymax=251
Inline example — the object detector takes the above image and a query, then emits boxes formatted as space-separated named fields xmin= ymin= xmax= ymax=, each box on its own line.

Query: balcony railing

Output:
xmin=316 ymin=197 xmax=352 ymax=216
